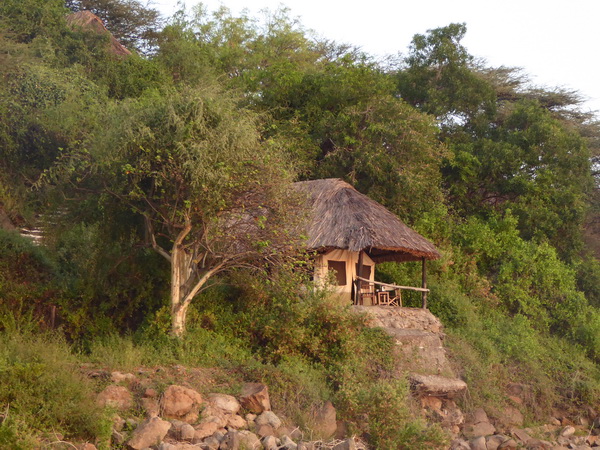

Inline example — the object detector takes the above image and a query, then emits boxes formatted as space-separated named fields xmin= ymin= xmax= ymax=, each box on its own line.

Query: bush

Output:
xmin=337 ymin=379 xmax=448 ymax=449
xmin=0 ymin=330 xmax=112 ymax=446
xmin=0 ymin=229 xmax=59 ymax=332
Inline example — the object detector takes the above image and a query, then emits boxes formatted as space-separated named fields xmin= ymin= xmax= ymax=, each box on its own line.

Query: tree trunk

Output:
xmin=168 ymin=236 xmax=225 ymax=337
xmin=170 ymin=243 xmax=186 ymax=337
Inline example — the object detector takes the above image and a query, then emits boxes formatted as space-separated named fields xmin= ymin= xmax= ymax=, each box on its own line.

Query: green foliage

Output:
xmin=398 ymin=23 xmax=496 ymax=122
xmin=0 ymin=331 xmax=112 ymax=445
xmin=430 ymin=281 xmax=600 ymax=418
xmin=349 ymin=380 xmax=447 ymax=450
xmin=1 ymin=2 xmax=600 ymax=445
xmin=0 ymin=0 xmax=68 ymax=44
xmin=0 ymin=230 xmax=59 ymax=331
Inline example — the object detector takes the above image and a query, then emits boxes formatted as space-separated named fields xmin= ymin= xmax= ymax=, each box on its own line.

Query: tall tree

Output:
xmin=50 ymin=85 xmax=299 ymax=336
xmin=398 ymin=23 xmax=596 ymax=257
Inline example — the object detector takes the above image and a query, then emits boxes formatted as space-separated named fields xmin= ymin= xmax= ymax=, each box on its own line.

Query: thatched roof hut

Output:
xmin=66 ymin=11 xmax=131 ymax=57
xmin=295 ymin=178 xmax=440 ymax=263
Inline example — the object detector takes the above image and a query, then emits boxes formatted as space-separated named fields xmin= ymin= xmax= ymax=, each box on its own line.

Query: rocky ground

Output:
xmin=59 ymin=368 xmax=365 ymax=450
xmin=48 ymin=307 xmax=600 ymax=449
xmin=356 ymin=306 xmax=600 ymax=450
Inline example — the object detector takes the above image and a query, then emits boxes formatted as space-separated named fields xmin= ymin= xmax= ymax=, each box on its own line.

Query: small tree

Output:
xmin=81 ymin=85 xmax=298 ymax=336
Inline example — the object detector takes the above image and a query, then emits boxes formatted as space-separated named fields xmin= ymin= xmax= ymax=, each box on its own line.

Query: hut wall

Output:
xmin=314 ymin=249 xmax=375 ymax=304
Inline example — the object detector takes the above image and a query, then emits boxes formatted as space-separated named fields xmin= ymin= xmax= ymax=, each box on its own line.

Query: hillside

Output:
xmin=1 ymin=1 xmax=600 ymax=449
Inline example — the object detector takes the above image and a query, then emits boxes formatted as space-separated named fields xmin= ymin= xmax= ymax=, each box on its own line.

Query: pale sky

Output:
xmin=153 ymin=0 xmax=600 ymax=115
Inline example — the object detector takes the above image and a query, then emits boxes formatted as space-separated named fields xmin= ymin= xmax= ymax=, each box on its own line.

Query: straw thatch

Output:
xmin=295 ymin=179 xmax=440 ymax=263
xmin=66 ymin=11 xmax=131 ymax=57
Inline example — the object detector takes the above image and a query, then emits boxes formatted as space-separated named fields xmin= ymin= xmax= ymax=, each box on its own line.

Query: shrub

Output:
xmin=0 ymin=330 xmax=112 ymax=446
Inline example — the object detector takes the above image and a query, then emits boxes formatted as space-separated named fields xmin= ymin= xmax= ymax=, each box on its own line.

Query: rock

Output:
xmin=180 ymin=423 xmax=195 ymax=441
xmin=193 ymin=422 xmax=220 ymax=441
xmin=113 ymin=415 xmax=126 ymax=432
xmin=463 ymin=421 xmax=496 ymax=438
xmin=158 ymin=443 xmax=177 ymax=450
xmin=208 ymin=394 xmax=241 ymax=415
xmin=560 ymin=425 xmax=576 ymax=437
xmin=238 ymin=430 xmax=261 ymax=449
xmin=255 ymin=424 xmax=275 ymax=437
xmin=511 ymin=428 xmax=532 ymax=444
xmin=462 ymin=407 xmax=496 ymax=438
xmin=245 ymin=413 xmax=257 ymax=423
xmin=168 ymin=419 xmax=185 ymax=437
xmin=144 ymin=388 xmax=158 ymax=398
xmin=471 ymin=408 xmax=490 ymax=424
xmin=279 ymin=435 xmax=298 ymax=450
xmin=127 ymin=417 xmax=172 ymax=450
xmin=506 ymin=383 xmax=529 ymax=400
xmin=486 ymin=434 xmax=507 ymax=450
xmin=202 ymin=436 xmax=221 ymax=450
xmin=449 ymin=439 xmax=470 ymax=450
xmin=255 ymin=411 xmax=282 ymax=430
xmin=160 ymin=385 xmax=204 ymax=423
xmin=333 ymin=438 xmax=357 ymax=450
xmin=200 ymin=408 xmax=228 ymax=428
xmin=297 ymin=443 xmax=316 ymax=450
xmin=421 ymin=396 xmax=443 ymax=411
xmin=276 ymin=426 xmax=302 ymax=441
xmin=111 ymin=429 xmax=125 ymax=446
xmin=497 ymin=406 xmax=524 ymax=428
xmin=212 ymin=431 xmax=226 ymax=442
xmin=219 ymin=430 xmax=240 ymax=449
xmin=313 ymin=401 xmax=337 ymax=438
xmin=508 ymin=396 xmax=523 ymax=405
xmin=524 ymin=438 xmax=553 ymax=449
xmin=335 ymin=420 xmax=348 ymax=439
xmin=587 ymin=435 xmax=600 ymax=446
xmin=226 ymin=414 xmax=247 ymax=429
xmin=443 ymin=401 xmax=465 ymax=428
xmin=96 ymin=385 xmax=133 ymax=411
xmin=240 ymin=383 xmax=271 ymax=413
xmin=409 ymin=374 xmax=468 ymax=399
xmin=141 ymin=397 xmax=160 ymax=418
xmin=261 ymin=435 xmax=278 ymax=450
xmin=111 ymin=371 xmax=136 ymax=383
xmin=78 ymin=444 xmax=97 ymax=450
xmin=197 ymin=436 xmax=221 ymax=450
xmin=498 ymin=439 xmax=518 ymax=449
xmin=469 ymin=436 xmax=486 ymax=450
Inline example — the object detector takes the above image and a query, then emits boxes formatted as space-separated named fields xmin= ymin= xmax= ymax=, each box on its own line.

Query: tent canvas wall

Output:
xmin=314 ymin=249 xmax=375 ymax=304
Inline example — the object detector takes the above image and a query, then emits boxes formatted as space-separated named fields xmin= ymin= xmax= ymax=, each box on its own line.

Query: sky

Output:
xmin=153 ymin=0 xmax=600 ymax=115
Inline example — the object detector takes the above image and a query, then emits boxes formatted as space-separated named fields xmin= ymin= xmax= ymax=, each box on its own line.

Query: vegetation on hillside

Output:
xmin=1 ymin=0 xmax=600 ymax=448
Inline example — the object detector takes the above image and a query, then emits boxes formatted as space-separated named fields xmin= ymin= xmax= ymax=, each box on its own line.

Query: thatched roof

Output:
xmin=66 ymin=11 xmax=131 ymax=57
xmin=295 ymin=179 xmax=440 ymax=263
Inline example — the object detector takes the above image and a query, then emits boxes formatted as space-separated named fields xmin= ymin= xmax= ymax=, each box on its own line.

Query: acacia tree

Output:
xmin=65 ymin=0 xmax=161 ymax=53
xmin=398 ymin=23 xmax=596 ymax=258
xmin=85 ymin=85 xmax=298 ymax=336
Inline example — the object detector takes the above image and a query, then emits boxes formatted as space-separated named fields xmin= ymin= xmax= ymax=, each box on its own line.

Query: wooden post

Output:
xmin=355 ymin=251 xmax=364 ymax=305
xmin=50 ymin=305 xmax=56 ymax=329
xmin=421 ymin=258 xmax=427 ymax=309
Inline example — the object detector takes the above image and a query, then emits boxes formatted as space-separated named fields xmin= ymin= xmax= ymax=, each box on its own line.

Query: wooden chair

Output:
xmin=358 ymin=281 xmax=376 ymax=305
xmin=389 ymin=289 xmax=402 ymax=307
xmin=378 ymin=289 xmax=402 ymax=307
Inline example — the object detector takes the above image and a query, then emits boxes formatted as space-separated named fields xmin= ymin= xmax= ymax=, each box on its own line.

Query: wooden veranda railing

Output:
xmin=354 ymin=276 xmax=430 ymax=308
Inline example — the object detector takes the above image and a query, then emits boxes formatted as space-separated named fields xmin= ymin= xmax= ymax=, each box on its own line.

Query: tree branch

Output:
xmin=181 ymin=261 xmax=226 ymax=308
xmin=145 ymin=215 xmax=171 ymax=262
xmin=174 ymin=218 xmax=192 ymax=246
